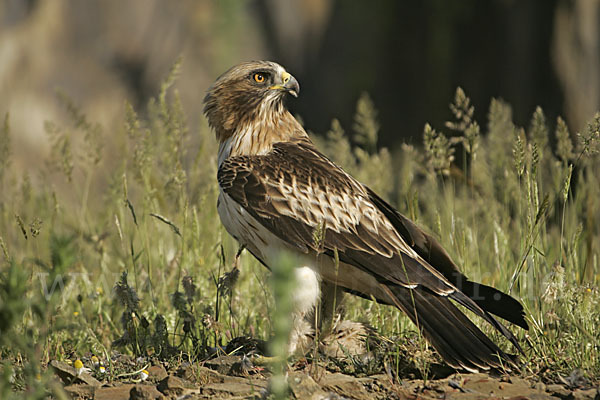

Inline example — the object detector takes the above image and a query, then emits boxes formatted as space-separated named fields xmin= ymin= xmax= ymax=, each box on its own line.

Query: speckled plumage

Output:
xmin=204 ymin=61 xmax=528 ymax=371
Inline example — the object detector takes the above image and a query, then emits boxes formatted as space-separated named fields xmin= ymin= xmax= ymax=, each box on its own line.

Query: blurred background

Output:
xmin=1 ymin=0 xmax=599 ymax=166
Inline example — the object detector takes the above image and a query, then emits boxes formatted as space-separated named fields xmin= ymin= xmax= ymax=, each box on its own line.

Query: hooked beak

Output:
xmin=270 ymin=71 xmax=300 ymax=97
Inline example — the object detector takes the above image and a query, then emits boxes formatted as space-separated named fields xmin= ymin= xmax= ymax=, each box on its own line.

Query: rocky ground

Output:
xmin=50 ymin=354 xmax=599 ymax=400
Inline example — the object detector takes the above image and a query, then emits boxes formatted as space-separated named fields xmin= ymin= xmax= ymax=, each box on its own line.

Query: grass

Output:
xmin=0 ymin=62 xmax=599 ymax=398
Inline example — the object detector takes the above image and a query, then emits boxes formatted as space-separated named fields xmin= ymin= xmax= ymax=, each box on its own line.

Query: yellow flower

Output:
xmin=74 ymin=359 xmax=84 ymax=376
xmin=99 ymin=366 xmax=106 ymax=374
xmin=73 ymin=311 xmax=79 ymax=317
xmin=91 ymin=355 xmax=100 ymax=368
xmin=139 ymin=369 xmax=149 ymax=381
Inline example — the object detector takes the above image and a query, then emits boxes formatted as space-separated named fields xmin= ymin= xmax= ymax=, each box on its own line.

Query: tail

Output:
xmin=383 ymin=284 xmax=520 ymax=372
xmin=460 ymin=280 xmax=529 ymax=330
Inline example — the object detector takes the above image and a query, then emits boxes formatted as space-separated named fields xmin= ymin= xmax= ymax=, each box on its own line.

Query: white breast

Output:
xmin=218 ymin=189 xmax=322 ymax=318
xmin=217 ymin=190 xmax=291 ymax=262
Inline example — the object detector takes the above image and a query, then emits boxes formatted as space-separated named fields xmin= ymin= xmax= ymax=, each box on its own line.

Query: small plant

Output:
xmin=0 ymin=234 xmax=76 ymax=399
xmin=268 ymin=251 xmax=296 ymax=400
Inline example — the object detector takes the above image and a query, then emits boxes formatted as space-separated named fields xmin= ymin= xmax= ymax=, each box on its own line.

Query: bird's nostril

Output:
xmin=283 ymin=77 xmax=289 ymax=83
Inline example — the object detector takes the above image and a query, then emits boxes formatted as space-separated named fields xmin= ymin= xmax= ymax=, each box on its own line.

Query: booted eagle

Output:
xmin=203 ymin=61 xmax=528 ymax=372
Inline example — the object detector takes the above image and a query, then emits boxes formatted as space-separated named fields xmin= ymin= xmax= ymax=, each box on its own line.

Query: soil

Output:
xmin=49 ymin=353 xmax=599 ymax=400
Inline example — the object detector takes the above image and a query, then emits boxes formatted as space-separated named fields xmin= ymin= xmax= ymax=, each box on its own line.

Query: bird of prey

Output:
xmin=203 ymin=61 xmax=528 ymax=372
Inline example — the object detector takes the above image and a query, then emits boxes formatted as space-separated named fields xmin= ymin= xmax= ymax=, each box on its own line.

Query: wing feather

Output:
xmin=218 ymin=141 xmax=455 ymax=292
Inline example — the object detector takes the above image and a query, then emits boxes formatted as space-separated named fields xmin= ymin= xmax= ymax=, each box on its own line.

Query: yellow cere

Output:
xmin=281 ymin=71 xmax=291 ymax=84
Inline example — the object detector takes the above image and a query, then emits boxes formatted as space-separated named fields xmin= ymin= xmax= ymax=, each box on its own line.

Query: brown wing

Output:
xmin=218 ymin=140 xmax=525 ymax=370
xmin=219 ymin=140 xmax=453 ymax=292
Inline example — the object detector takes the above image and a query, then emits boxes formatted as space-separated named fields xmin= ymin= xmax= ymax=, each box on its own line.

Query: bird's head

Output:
xmin=203 ymin=61 xmax=300 ymax=143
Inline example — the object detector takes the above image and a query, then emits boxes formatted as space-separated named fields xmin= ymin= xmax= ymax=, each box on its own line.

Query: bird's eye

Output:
xmin=253 ymin=73 xmax=266 ymax=83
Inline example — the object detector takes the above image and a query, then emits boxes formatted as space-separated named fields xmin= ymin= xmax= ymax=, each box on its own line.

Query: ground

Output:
xmin=48 ymin=350 xmax=599 ymax=400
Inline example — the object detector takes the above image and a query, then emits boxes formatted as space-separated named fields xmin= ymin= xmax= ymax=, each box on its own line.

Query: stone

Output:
xmin=63 ymin=383 xmax=95 ymax=399
xmin=204 ymin=355 xmax=243 ymax=375
xmin=157 ymin=375 xmax=186 ymax=397
xmin=320 ymin=372 xmax=372 ymax=399
xmin=456 ymin=373 xmax=551 ymax=400
xmin=199 ymin=381 xmax=265 ymax=398
xmin=147 ymin=364 xmax=168 ymax=381
xmin=547 ymin=383 xmax=572 ymax=398
xmin=288 ymin=371 xmax=330 ymax=400
xmin=572 ymin=387 xmax=600 ymax=400
xmin=94 ymin=384 xmax=136 ymax=400
xmin=49 ymin=360 xmax=102 ymax=387
xmin=130 ymin=384 xmax=165 ymax=400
